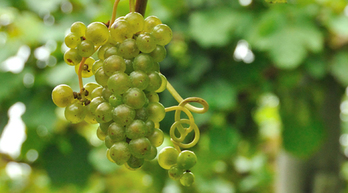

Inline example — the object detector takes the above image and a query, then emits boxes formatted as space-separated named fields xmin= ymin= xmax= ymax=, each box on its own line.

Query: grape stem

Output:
xmin=129 ymin=0 xmax=135 ymax=12
xmin=78 ymin=57 xmax=87 ymax=93
xmin=135 ymin=0 xmax=148 ymax=16
xmin=110 ymin=0 xmax=121 ymax=28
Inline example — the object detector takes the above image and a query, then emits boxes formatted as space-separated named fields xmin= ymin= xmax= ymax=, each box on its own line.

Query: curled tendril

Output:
xmin=165 ymin=81 xmax=209 ymax=152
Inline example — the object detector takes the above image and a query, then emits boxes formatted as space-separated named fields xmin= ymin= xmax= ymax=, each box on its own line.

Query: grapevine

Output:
xmin=51 ymin=0 xmax=208 ymax=187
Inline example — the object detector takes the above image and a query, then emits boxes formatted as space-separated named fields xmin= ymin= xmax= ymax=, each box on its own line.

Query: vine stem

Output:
xmin=135 ymin=0 xmax=148 ymax=16
xmin=78 ymin=57 xmax=87 ymax=93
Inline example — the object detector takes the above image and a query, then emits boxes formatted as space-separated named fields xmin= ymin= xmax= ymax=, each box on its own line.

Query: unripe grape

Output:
xmin=96 ymin=126 xmax=106 ymax=141
xmin=64 ymin=102 xmax=86 ymax=124
xmin=155 ymin=73 xmax=167 ymax=93
xmin=112 ymin=104 xmax=136 ymax=126
xmin=70 ymin=21 xmax=86 ymax=37
xmin=146 ymin=71 xmax=162 ymax=92
xmin=149 ymin=45 xmax=166 ymax=63
xmin=85 ymin=22 xmax=109 ymax=46
xmin=145 ymin=120 xmax=155 ymax=137
xmin=110 ymin=19 xmax=133 ymax=43
xmin=124 ymin=59 xmax=134 ymax=75
xmin=88 ymin=96 xmax=104 ymax=115
xmin=146 ymin=92 xmax=159 ymax=103
xmin=77 ymin=40 xmax=95 ymax=57
xmin=125 ymin=12 xmax=144 ymax=34
xmin=97 ymin=44 xmax=113 ymax=60
xmin=151 ymin=24 xmax=172 ymax=46
xmin=109 ymin=94 xmax=123 ymax=107
xmin=104 ymin=46 xmax=119 ymax=59
xmin=103 ymin=55 xmax=126 ymax=76
xmin=92 ymin=60 xmax=103 ymax=74
xmin=104 ymin=134 xmax=115 ymax=148
xmin=64 ymin=48 xmax=82 ymax=66
xmin=123 ymin=87 xmax=146 ymax=109
xmin=84 ymin=110 xmax=97 ymax=124
xmin=133 ymin=53 xmax=154 ymax=73
xmin=109 ymin=141 xmax=131 ymax=165
xmin=126 ymin=119 xmax=147 ymax=139
xmin=118 ymin=39 xmax=140 ymax=59
xmin=144 ymin=145 xmax=157 ymax=161
xmin=91 ymin=87 xmax=103 ymax=98
xmin=108 ymin=122 xmax=126 ymax=142
xmin=99 ymin=121 xmax=113 ymax=133
xmin=136 ymin=32 xmax=156 ymax=53
xmin=95 ymin=67 xmax=110 ymax=87
xmin=130 ymin=70 xmax=150 ymax=90
xmin=107 ymin=72 xmax=131 ymax=95
xmin=84 ymin=82 xmax=100 ymax=100
xmin=95 ymin=102 xmax=113 ymax=123
xmin=75 ymin=57 xmax=95 ymax=78
xmin=129 ymin=137 xmax=152 ymax=158
xmin=158 ymin=146 xmax=179 ymax=170
xmin=143 ymin=16 xmax=162 ymax=33
xmin=126 ymin=155 xmax=144 ymax=170
xmin=148 ymin=128 xmax=164 ymax=147
xmin=135 ymin=107 xmax=148 ymax=121
xmin=180 ymin=171 xmax=195 ymax=186
xmin=52 ymin=84 xmax=74 ymax=107
xmin=177 ymin=150 xmax=197 ymax=170
xmin=64 ymin=32 xmax=81 ymax=48
xmin=146 ymin=102 xmax=165 ymax=123
xmin=168 ymin=165 xmax=184 ymax=180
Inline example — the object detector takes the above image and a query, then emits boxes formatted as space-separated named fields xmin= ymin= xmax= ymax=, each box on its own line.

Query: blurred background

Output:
xmin=1 ymin=0 xmax=348 ymax=192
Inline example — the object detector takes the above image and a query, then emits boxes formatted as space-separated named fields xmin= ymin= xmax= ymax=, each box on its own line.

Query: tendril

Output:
xmin=165 ymin=81 xmax=209 ymax=152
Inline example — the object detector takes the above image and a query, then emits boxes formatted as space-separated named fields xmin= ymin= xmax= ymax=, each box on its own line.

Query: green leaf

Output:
xmin=209 ymin=126 xmax=240 ymax=158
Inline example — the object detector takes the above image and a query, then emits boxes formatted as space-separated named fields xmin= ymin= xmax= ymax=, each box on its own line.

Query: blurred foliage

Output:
xmin=1 ymin=0 xmax=348 ymax=192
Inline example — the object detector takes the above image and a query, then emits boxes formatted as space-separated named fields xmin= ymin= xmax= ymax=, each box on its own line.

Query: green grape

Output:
xmin=104 ymin=134 xmax=115 ymax=148
xmin=107 ymin=72 xmax=131 ymax=95
xmin=149 ymin=45 xmax=166 ymax=63
xmin=91 ymin=87 xmax=103 ymax=98
xmin=85 ymin=22 xmax=109 ymax=46
xmin=103 ymin=55 xmax=126 ymax=76
xmin=109 ymin=141 xmax=131 ymax=165
xmin=124 ymin=59 xmax=134 ymax=75
xmin=88 ymin=96 xmax=105 ymax=115
xmin=99 ymin=121 xmax=113 ymax=133
xmin=108 ymin=122 xmax=126 ymax=142
xmin=64 ymin=48 xmax=82 ymax=66
xmin=96 ymin=126 xmax=106 ymax=141
xmin=168 ymin=165 xmax=184 ymax=180
xmin=180 ymin=171 xmax=195 ymax=187
xmin=109 ymin=94 xmax=123 ymax=107
xmin=125 ymin=12 xmax=144 ymax=34
xmin=146 ymin=92 xmax=159 ymax=103
xmin=144 ymin=145 xmax=157 ymax=161
xmin=177 ymin=150 xmax=197 ymax=170
xmin=146 ymin=71 xmax=162 ymax=92
xmin=146 ymin=102 xmax=166 ymax=123
xmin=84 ymin=82 xmax=100 ymax=100
xmin=118 ymin=38 xmax=140 ymax=59
xmin=145 ymin=120 xmax=155 ymax=137
xmin=151 ymin=62 xmax=160 ymax=72
xmin=155 ymin=73 xmax=167 ymax=93
xmin=123 ymin=88 xmax=146 ymax=109
xmin=106 ymin=149 xmax=115 ymax=163
xmin=84 ymin=110 xmax=97 ymax=124
xmin=95 ymin=102 xmax=113 ymax=123
xmin=129 ymin=137 xmax=152 ymax=158
xmin=143 ymin=16 xmax=162 ymax=33
xmin=112 ymin=104 xmax=136 ymax=126
xmin=77 ymin=39 xmax=95 ymax=57
xmin=126 ymin=155 xmax=144 ymax=170
xmin=110 ymin=19 xmax=133 ymax=43
xmin=135 ymin=107 xmax=148 ymax=121
xmin=158 ymin=146 xmax=179 ymax=170
xmin=148 ymin=128 xmax=164 ymax=147
xmin=92 ymin=60 xmax=103 ymax=74
xmin=97 ymin=44 xmax=113 ymax=60
xmin=75 ymin=57 xmax=95 ymax=78
xmin=130 ymin=71 xmax=149 ymax=90
xmin=102 ymin=87 xmax=113 ymax=102
xmin=52 ymin=84 xmax=74 ymax=107
xmin=136 ymin=32 xmax=156 ymax=53
xmin=64 ymin=102 xmax=86 ymax=124
xmin=151 ymin=24 xmax=173 ymax=46
xmin=64 ymin=32 xmax=81 ymax=48
xmin=133 ymin=53 xmax=154 ymax=73
xmin=104 ymin=46 xmax=119 ymax=59
xmin=70 ymin=21 xmax=86 ymax=37
xmin=126 ymin=119 xmax=147 ymax=139
xmin=95 ymin=67 xmax=110 ymax=87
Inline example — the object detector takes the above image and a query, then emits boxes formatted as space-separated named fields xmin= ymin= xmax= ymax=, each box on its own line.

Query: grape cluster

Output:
xmin=158 ymin=147 xmax=197 ymax=186
xmin=52 ymin=12 xmax=172 ymax=169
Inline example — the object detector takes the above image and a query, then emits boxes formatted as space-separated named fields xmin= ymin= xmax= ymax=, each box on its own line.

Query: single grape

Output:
xmin=145 ymin=120 xmax=155 ymax=137
xmin=155 ymin=73 xmax=167 ymax=93
xmin=109 ymin=94 xmax=123 ymax=107
xmin=126 ymin=119 xmax=147 ymax=139
xmin=75 ymin=57 xmax=95 ymax=78
xmin=112 ymin=104 xmax=136 ymax=126
xmin=125 ymin=12 xmax=144 ymax=34
xmin=64 ymin=48 xmax=82 ymax=66
xmin=158 ymin=146 xmax=179 ymax=170
xmin=126 ymin=155 xmax=144 ymax=170
xmin=110 ymin=19 xmax=133 ymax=43
xmin=133 ymin=53 xmax=154 ymax=73
xmin=95 ymin=102 xmax=113 ymax=123
xmin=64 ymin=32 xmax=81 ymax=48
xmin=151 ymin=24 xmax=173 ymax=46
xmin=96 ymin=126 xmax=106 ymax=141
xmin=84 ymin=110 xmax=97 ymax=124
xmin=149 ymin=45 xmax=166 ymax=63
xmin=64 ymin=102 xmax=86 ymax=124
xmin=123 ymin=87 xmax=146 ymax=109
xmin=146 ymin=102 xmax=165 ymax=123
xmin=168 ymin=165 xmax=184 ymax=180
xmin=124 ymin=59 xmax=134 ymax=75
xmin=70 ymin=21 xmax=86 ymax=37
xmin=151 ymin=62 xmax=160 ymax=72
xmin=106 ymin=149 xmax=115 ymax=163
xmin=180 ymin=171 xmax=195 ymax=187
xmin=118 ymin=38 xmax=140 ymax=59
xmin=108 ymin=122 xmax=126 ymax=142
xmin=104 ymin=135 xmax=115 ymax=148
xmin=135 ymin=107 xmax=148 ymax=121
xmin=107 ymin=72 xmax=131 ymax=95
xmin=92 ymin=60 xmax=103 ymax=74
xmin=52 ymin=84 xmax=74 ymax=107
xmin=136 ymin=32 xmax=156 ymax=53
xmin=109 ymin=141 xmax=131 ymax=165
xmin=85 ymin=22 xmax=109 ymax=46
xmin=91 ymin=87 xmax=103 ymax=98
xmin=77 ymin=39 xmax=95 ymax=57
xmin=146 ymin=92 xmax=159 ymax=103
xmin=104 ymin=46 xmax=119 ymax=59
xmin=103 ymin=55 xmax=126 ymax=76
xmin=97 ymin=44 xmax=113 ymax=60
xmin=143 ymin=16 xmax=162 ymax=33
xmin=129 ymin=70 xmax=150 ymax=90
xmin=177 ymin=150 xmax=197 ymax=170
xmin=101 ymin=87 xmax=112 ymax=102
xmin=144 ymin=145 xmax=157 ymax=161
xmin=145 ymin=71 xmax=162 ymax=92
xmin=129 ymin=137 xmax=152 ymax=158
xmin=94 ymin=67 xmax=110 ymax=87
xmin=148 ymin=128 xmax=164 ymax=147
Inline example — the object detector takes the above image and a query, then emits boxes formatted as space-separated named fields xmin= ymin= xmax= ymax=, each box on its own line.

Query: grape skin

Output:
xmin=52 ymin=84 xmax=74 ymax=107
